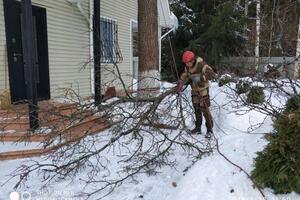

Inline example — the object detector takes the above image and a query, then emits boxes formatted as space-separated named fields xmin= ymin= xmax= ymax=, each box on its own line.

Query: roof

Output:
xmin=158 ymin=0 xmax=178 ymax=29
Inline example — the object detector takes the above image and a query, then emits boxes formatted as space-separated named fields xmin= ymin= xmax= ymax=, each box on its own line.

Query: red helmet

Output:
xmin=182 ymin=51 xmax=195 ymax=64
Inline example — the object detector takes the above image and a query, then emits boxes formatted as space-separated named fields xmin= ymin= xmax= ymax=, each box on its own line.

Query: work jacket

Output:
xmin=180 ymin=57 xmax=216 ymax=97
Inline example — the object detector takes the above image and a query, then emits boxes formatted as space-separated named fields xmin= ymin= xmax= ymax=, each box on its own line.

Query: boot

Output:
xmin=205 ymin=129 xmax=213 ymax=139
xmin=191 ymin=111 xmax=202 ymax=134
xmin=203 ymin=108 xmax=213 ymax=139
xmin=191 ymin=125 xmax=201 ymax=134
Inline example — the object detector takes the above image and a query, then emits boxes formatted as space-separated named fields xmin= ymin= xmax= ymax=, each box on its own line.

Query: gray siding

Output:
xmin=0 ymin=0 xmax=139 ymax=99
xmin=0 ymin=0 xmax=91 ymax=99
xmin=0 ymin=0 xmax=7 ymax=94
xmin=33 ymin=0 xmax=91 ymax=97
xmin=100 ymin=0 xmax=137 ymax=91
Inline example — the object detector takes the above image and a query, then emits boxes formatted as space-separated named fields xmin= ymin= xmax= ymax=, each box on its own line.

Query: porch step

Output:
xmin=0 ymin=121 xmax=30 ymax=131
xmin=0 ymin=149 xmax=47 ymax=160
xmin=0 ymin=100 xmax=110 ymax=161
xmin=0 ymin=115 xmax=109 ymax=142
xmin=0 ymin=101 xmax=76 ymax=115
xmin=0 ymin=102 xmax=77 ymax=121
xmin=0 ymin=103 xmax=94 ymax=132
xmin=0 ymin=117 xmax=110 ymax=161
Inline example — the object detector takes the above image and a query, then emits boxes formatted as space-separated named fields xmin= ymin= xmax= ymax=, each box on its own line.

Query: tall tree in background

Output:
xmin=196 ymin=1 xmax=246 ymax=65
xmin=161 ymin=0 xmax=245 ymax=80
xmin=138 ymin=0 xmax=160 ymax=94
xmin=295 ymin=15 xmax=300 ymax=79
xmin=244 ymin=0 xmax=248 ymax=25
xmin=161 ymin=0 xmax=195 ymax=82
xmin=255 ymin=0 xmax=261 ymax=71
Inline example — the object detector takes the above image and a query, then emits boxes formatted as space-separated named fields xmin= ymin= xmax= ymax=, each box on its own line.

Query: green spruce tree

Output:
xmin=252 ymin=96 xmax=300 ymax=194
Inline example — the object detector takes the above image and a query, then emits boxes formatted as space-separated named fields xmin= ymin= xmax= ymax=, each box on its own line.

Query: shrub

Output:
xmin=252 ymin=96 xmax=300 ymax=194
xmin=236 ymin=80 xmax=250 ymax=95
xmin=247 ymin=86 xmax=265 ymax=104
xmin=218 ymin=74 xmax=233 ymax=87
xmin=285 ymin=95 xmax=300 ymax=112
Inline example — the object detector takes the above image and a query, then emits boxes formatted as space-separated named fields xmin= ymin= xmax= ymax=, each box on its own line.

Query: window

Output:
xmin=131 ymin=20 xmax=139 ymax=80
xmin=100 ymin=17 xmax=122 ymax=63
xmin=131 ymin=21 xmax=138 ymax=57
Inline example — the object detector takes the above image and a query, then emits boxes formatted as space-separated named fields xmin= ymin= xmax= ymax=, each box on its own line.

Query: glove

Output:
xmin=176 ymin=80 xmax=184 ymax=94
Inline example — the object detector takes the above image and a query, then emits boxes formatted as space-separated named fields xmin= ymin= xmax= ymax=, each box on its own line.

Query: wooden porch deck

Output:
xmin=0 ymin=100 xmax=110 ymax=161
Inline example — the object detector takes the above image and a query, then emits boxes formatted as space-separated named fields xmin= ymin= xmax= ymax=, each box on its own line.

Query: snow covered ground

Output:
xmin=0 ymin=82 xmax=299 ymax=200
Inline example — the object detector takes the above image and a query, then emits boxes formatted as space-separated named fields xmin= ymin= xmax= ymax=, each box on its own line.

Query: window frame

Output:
xmin=100 ymin=16 xmax=118 ymax=64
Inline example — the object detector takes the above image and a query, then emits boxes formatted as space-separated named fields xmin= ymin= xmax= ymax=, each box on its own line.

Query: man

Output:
xmin=177 ymin=51 xmax=216 ymax=138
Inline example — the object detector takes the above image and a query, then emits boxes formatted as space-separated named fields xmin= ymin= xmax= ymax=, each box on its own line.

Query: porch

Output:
xmin=0 ymin=100 xmax=109 ymax=161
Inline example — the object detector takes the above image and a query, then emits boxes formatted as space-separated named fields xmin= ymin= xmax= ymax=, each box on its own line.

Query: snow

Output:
xmin=251 ymin=81 xmax=264 ymax=88
xmin=0 ymin=82 xmax=299 ymax=200
xmin=220 ymin=74 xmax=232 ymax=79
xmin=239 ymin=77 xmax=253 ymax=83
xmin=170 ymin=12 xmax=179 ymax=31
xmin=264 ymin=63 xmax=275 ymax=73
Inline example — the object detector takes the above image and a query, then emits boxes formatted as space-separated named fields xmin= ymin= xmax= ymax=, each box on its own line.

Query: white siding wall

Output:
xmin=33 ymin=0 xmax=91 ymax=98
xmin=100 ymin=0 xmax=137 ymax=91
xmin=0 ymin=0 xmax=138 ymax=98
xmin=0 ymin=0 xmax=91 ymax=99
xmin=0 ymin=0 xmax=8 ymax=94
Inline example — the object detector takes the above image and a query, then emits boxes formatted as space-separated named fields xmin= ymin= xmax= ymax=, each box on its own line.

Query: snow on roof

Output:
xmin=170 ymin=12 xmax=179 ymax=30
xmin=158 ymin=0 xmax=178 ymax=28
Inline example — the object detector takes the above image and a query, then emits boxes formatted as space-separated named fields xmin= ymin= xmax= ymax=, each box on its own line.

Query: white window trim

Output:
xmin=130 ymin=19 xmax=138 ymax=91
xmin=130 ymin=19 xmax=138 ymax=76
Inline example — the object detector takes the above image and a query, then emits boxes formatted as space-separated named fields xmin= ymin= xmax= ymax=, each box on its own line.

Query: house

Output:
xmin=0 ymin=0 xmax=177 ymax=104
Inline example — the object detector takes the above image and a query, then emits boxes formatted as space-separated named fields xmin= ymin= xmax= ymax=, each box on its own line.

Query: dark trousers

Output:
xmin=192 ymin=95 xmax=213 ymax=130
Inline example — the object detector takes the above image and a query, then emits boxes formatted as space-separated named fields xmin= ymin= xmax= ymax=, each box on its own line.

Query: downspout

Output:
xmin=160 ymin=26 xmax=176 ymax=41
xmin=78 ymin=1 xmax=94 ymax=95
xmin=67 ymin=0 xmax=94 ymax=94
xmin=76 ymin=2 xmax=90 ymax=24
xmin=77 ymin=0 xmax=95 ymax=91
xmin=67 ymin=0 xmax=90 ymax=25
xmin=159 ymin=8 xmax=178 ymax=72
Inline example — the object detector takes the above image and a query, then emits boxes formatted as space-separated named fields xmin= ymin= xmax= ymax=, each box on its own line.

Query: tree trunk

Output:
xmin=268 ymin=0 xmax=276 ymax=58
xmin=294 ymin=16 xmax=300 ymax=79
xmin=255 ymin=0 xmax=261 ymax=71
xmin=243 ymin=0 xmax=249 ymax=54
xmin=244 ymin=0 xmax=248 ymax=17
xmin=138 ymin=0 xmax=160 ymax=96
